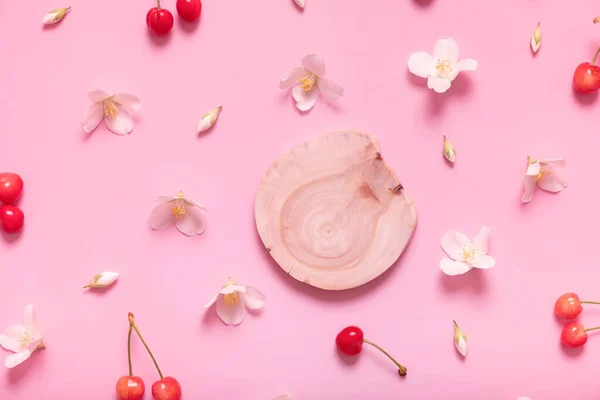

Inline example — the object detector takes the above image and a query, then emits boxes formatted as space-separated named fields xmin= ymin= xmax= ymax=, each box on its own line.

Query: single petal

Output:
xmin=540 ymin=159 xmax=566 ymax=167
xmin=407 ymin=52 xmax=434 ymax=78
xmin=156 ymin=196 xmax=176 ymax=203
xmin=104 ymin=110 xmax=134 ymax=135
xmin=449 ymin=59 xmax=478 ymax=81
xmin=148 ymin=202 xmax=175 ymax=230
xmin=441 ymin=231 xmax=471 ymax=260
xmin=113 ymin=93 xmax=141 ymax=113
xmin=292 ymin=85 xmax=319 ymax=111
xmin=525 ymin=160 xmax=541 ymax=176
xmin=280 ymin=67 xmax=307 ymax=89
xmin=83 ymin=272 xmax=119 ymax=289
xmin=219 ymin=283 xmax=247 ymax=295
xmin=472 ymin=226 xmax=491 ymax=255
xmin=440 ymin=259 xmax=472 ymax=276
xmin=427 ymin=76 xmax=452 ymax=93
xmin=81 ymin=103 xmax=104 ymax=133
xmin=537 ymin=171 xmax=567 ymax=193
xmin=215 ymin=296 xmax=245 ymax=326
xmin=0 ymin=334 xmax=20 ymax=353
xmin=183 ymin=198 xmax=207 ymax=210
xmin=204 ymin=293 xmax=222 ymax=308
xmin=433 ymin=37 xmax=460 ymax=64
xmin=87 ymin=90 xmax=111 ymax=103
xmin=318 ymin=77 xmax=344 ymax=102
xmin=521 ymin=176 xmax=536 ymax=203
xmin=455 ymin=335 xmax=468 ymax=357
xmin=5 ymin=351 xmax=32 ymax=368
xmin=174 ymin=206 xmax=205 ymax=236
xmin=23 ymin=305 xmax=41 ymax=338
xmin=474 ymin=255 xmax=495 ymax=269
xmin=294 ymin=0 xmax=304 ymax=8
xmin=301 ymin=54 xmax=326 ymax=77
xmin=242 ymin=286 xmax=265 ymax=310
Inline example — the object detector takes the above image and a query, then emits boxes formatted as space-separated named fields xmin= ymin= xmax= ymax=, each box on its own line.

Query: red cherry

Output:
xmin=574 ymin=47 xmax=600 ymax=94
xmin=146 ymin=3 xmax=174 ymax=36
xmin=335 ymin=326 xmax=407 ymax=376
xmin=336 ymin=326 xmax=364 ymax=356
xmin=152 ymin=377 xmax=182 ymax=400
xmin=0 ymin=204 xmax=24 ymax=233
xmin=561 ymin=322 xmax=589 ymax=348
xmin=554 ymin=293 xmax=583 ymax=319
xmin=0 ymin=173 xmax=23 ymax=204
xmin=116 ymin=376 xmax=145 ymax=400
xmin=176 ymin=0 xmax=202 ymax=22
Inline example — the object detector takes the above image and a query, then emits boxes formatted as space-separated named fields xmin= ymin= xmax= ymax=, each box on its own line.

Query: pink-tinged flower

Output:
xmin=408 ymin=37 xmax=477 ymax=93
xmin=280 ymin=54 xmax=343 ymax=112
xmin=0 ymin=305 xmax=45 ymax=368
xmin=148 ymin=191 xmax=206 ymax=236
xmin=440 ymin=227 xmax=495 ymax=276
xmin=521 ymin=157 xmax=567 ymax=203
xmin=81 ymin=90 xmax=141 ymax=135
xmin=204 ymin=278 xmax=265 ymax=326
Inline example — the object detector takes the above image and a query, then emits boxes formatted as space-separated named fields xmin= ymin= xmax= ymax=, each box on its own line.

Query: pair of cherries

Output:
xmin=555 ymin=293 xmax=600 ymax=348
xmin=147 ymin=0 xmax=202 ymax=36
xmin=117 ymin=313 xmax=182 ymax=400
xmin=0 ymin=173 xmax=24 ymax=234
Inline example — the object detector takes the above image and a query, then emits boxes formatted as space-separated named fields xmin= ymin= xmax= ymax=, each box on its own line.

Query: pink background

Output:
xmin=0 ymin=0 xmax=599 ymax=398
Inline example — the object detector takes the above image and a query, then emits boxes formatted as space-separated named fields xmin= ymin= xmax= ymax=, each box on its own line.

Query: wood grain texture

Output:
xmin=255 ymin=132 xmax=417 ymax=290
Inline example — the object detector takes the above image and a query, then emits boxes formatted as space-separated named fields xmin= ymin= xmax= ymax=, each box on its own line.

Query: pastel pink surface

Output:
xmin=0 ymin=0 xmax=598 ymax=399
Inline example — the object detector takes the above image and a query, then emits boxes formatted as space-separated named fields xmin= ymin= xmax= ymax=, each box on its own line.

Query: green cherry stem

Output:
xmin=581 ymin=301 xmax=600 ymax=305
xmin=592 ymin=46 xmax=600 ymax=65
xmin=129 ymin=313 xmax=164 ymax=380
xmin=127 ymin=324 xmax=133 ymax=376
xmin=585 ymin=326 xmax=600 ymax=332
xmin=363 ymin=339 xmax=407 ymax=376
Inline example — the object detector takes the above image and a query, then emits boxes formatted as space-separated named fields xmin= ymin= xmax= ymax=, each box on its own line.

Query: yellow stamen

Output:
xmin=172 ymin=203 xmax=186 ymax=218
xmin=435 ymin=59 xmax=453 ymax=78
xmin=17 ymin=332 xmax=33 ymax=347
xmin=534 ymin=170 xmax=551 ymax=181
xmin=299 ymin=73 xmax=317 ymax=91
xmin=223 ymin=292 xmax=240 ymax=306
xmin=103 ymin=99 xmax=120 ymax=119
xmin=461 ymin=245 xmax=477 ymax=262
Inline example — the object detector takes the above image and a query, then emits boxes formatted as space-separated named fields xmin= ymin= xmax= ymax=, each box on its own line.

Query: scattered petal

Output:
xmin=443 ymin=135 xmax=456 ymax=164
xmin=83 ymin=272 xmax=119 ymax=289
xmin=205 ymin=278 xmax=264 ymax=326
xmin=531 ymin=23 xmax=541 ymax=53
xmin=453 ymin=320 xmax=468 ymax=357
xmin=294 ymin=0 xmax=305 ymax=9
xmin=42 ymin=7 xmax=70 ymax=25
xmin=197 ymin=106 xmax=222 ymax=133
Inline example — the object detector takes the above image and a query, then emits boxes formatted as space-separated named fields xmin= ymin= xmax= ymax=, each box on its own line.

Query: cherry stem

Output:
xmin=592 ymin=47 xmax=600 ymax=65
xmin=127 ymin=325 xmax=133 ymax=377
xmin=581 ymin=301 xmax=600 ymax=305
xmin=129 ymin=313 xmax=164 ymax=380
xmin=585 ymin=326 xmax=600 ymax=332
xmin=363 ymin=339 xmax=407 ymax=377
xmin=157 ymin=0 xmax=161 ymax=9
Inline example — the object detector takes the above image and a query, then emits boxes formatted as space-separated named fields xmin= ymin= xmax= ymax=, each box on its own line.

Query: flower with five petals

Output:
xmin=204 ymin=278 xmax=265 ymax=326
xmin=408 ymin=37 xmax=477 ymax=93
xmin=81 ymin=90 xmax=141 ymax=135
xmin=440 ymin=227 xmax=495 ymax=276
xmin=280 ymin=54 xmax=343 ymax=111
xmin=0 ymin=305 xmax=45 ymax=368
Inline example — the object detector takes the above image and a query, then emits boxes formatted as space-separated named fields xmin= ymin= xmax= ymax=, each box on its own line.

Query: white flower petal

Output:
xmin=280 ymin=68 xmax=307 ymax=90
xmin=521 ymin=176 xmax=536 ymax=203
xmin=441 ymin=232 xmax=471 ymax=260
xmin=216 ymin=295 xmax=245 ymax=326
xmin=42 ymin=7 xmax=70 ymax=25
xmin=531 ymin=36 xmax=541 ymax=53
xmin=428 ymin=76 xmax=452 ymax=93
xmin=197 ymin=106 xmax=222 ymax=133
xmin=0 ymin=334 xmax=20 ymax=353
xmin=318 ymin=77 xmax=344 ymax=102
xmin=81 ymin=103 xmax=104 ymax=133
xmin=407 ymin=52 xmax=434 ymax=78
xmin=471 ymin=226 xmax=491 ymax=255
xmin=113 ymin=93 xmax=141 ymax=113
xmin=474 ymin=255 xmax=495 ymax=270
xmin=525 ymin=159 xmax=541 ymax=176
xmin=204 ymin=292 xmax=222 ymax=308
xmin=5 ymin=350 xmax=32 ymax=368
xmin=449 ymin=59 xmax=478 ymax=81
xmin=301 ymin=54 xmax=326 ymax=77
xmin=292 ymin=85 xmax=319 ymax=111
xmin=87 ymin=90 xmax=111 ymax=103
xmin=83 ymin=272 xmax=119 ymax=289
xmin=456 ymin=336 xmax=468 ymax=356
xmin=440 ymin=259 xmax=472 ymax=276
xmin=540 ymin=158 xmax=565 ymax=167
xmin=453 ymin=321 xmax=468 ymax=357
xmin=23 ymin=305 xmax=41 ymax=338
xmin=104 ymin=109 xmax=134 ymax=135
xmin=433 ymin=37 xmax=460 ymax=64
xmin=242 ymin=286 xmax=265 ymax=310
xmin=294 ymin=0 xmax=305 ymax=8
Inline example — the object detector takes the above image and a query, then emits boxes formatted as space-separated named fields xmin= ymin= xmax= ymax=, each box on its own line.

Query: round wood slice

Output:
xmin=254 ymin=131 xmax=417 ymax=290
